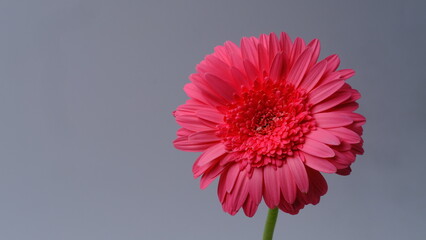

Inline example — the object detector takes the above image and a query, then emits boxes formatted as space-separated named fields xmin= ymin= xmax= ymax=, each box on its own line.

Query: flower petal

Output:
xmin=327 ymin=127 xmax=361 ymax=144
xmin=287 ymin=156 xmax=309 ymax=193
xmin=309 ymin=80 xmax=345 ymax=105
xmin=306 ymin=128 xmax=340 ymax=145
xmin=263 ymin=165 xmax=280 ymax=208
xmin=314 ymin=112 xmax=353 ymax=128
xmin=299 ymin=59 xmax=328 ymax=92
xmin=298 ymin=138 xmax=335 ymax=158
xmin=278 ymin=164 xmax=296 ymax=203
xmin=311 ymin=90 xmax=352 ymax=113
xmin=287 ymin=47 xmax=314 ymax=87
xmin=269 ymin=52 xmax=285 ymax=82
xmin=195 ymin=108 xmax=224 ymax=123
xmin=196 ymin=144 xmax=227 ymax=166
xmin=248 ymin=168 xmax=263 ymax=204
xmin=302 ymin=153 xmax=337 ymax=173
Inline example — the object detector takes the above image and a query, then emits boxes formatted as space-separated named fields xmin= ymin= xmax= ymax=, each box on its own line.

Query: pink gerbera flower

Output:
xmin=173 ymin=32 xmax=365 ymax=217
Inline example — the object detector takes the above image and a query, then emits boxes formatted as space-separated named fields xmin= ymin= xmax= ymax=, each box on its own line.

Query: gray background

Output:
xmin=0 ymin=0 xmax=425 ymax=239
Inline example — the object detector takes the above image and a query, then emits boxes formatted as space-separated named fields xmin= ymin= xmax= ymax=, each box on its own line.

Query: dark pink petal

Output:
xmin=336 ymin=167 xmax=352 ymax=176
xmin=243 ymin=195 xmax=259 ymax=217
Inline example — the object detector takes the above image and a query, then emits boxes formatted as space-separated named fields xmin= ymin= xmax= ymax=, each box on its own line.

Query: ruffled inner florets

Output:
xmin=217 ymin=80 xmax=316 ymax=168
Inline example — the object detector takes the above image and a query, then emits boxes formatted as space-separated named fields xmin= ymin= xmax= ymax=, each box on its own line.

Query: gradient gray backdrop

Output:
xmin=1 ymin=0 xmax=425 ymax=239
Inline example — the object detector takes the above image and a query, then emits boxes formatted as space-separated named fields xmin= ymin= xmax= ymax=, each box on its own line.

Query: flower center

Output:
xmin=217 ymin=81 xmax=315 ymax=168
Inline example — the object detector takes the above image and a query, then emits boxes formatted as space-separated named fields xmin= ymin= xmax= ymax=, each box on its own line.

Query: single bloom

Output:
xmin=173 ymin=32 xmax=365 ymax=217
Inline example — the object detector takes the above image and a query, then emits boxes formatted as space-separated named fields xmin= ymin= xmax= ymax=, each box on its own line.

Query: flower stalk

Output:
xmin=263 ymin=208 xmax=279 ymax=240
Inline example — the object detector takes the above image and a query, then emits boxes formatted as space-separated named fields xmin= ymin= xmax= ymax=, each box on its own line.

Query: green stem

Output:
xmin=263 ymin=208 xmax=279 ymax=240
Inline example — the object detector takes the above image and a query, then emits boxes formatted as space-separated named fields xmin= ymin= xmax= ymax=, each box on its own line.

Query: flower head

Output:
xmin=173 ymin=32 xmax=365 ymax=217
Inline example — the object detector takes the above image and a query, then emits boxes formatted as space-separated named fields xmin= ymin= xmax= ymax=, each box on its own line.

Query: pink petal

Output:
xmin=298 ymin=138 xmax=335 ymax=158
xmin=278 ymin=164 xmax=296 ymax=203
xmin=287 ymin=156 xmax=309 ymax=193
xmin=190 ymin=74 xmax=228 ymax=106
xmin=327 ymin=127 xmax=361 ymax=144
xmin=269 ymin=53 xmax=285 ymax=82
xmin=200 ymin=163 xmax=226 ymax=189
xmin=241 ymin=37 xmax=258 ymax=66
xmin=306 ymin=128 xmax=340 ymax=145
xmin=309 ymin=80 xmax=345 ymax=105
xmin=247 ymin=168 xmax=263 ymax=204
xmin=323 ymin=54 xmax=340 ymax=73
xmin=311 ymin=90 xmax=352 ymax=113
xmin=257 ymin=38 xmax=270 ymax=72
xmin=279 ymin=32 xmax=292 ymax=54
xmin=173 ymin=136 xmax=216 ymax=152
xmin=224 ymin=41 xmax=244 ymax=72
xmin=302 ymin=153 xmax=337 ymax=173
xmin=287 ymin=47 xmax=314 ymax=87
xmin=175 ymin=114 xmax=213 ymax=132
xmin=306 ymin=39 xmax=320 ymax=67
xmin=299 ymin=59 xmax=328 ymax=92
xmin=269 ymin=32 xmax=280 ymax=62
xmin=314 ymin=112 xmax=353 ymax=128
xmin=289 ymin=37 xmax=306 ymax=65
xmin=183 ymin=83 xmax=210 ymax=104
xmin=224 ymin=164 xmax=240 ymax=193
xmin=203 ymin=55 xmax=231 ymax=81
xmin=196 ymin=144 xmax=227 ymax=166
xmin=204 ymin=73 xmax=235 ymax=102
xmin=243 ymin=59 xmax=258 ymax=85
xmin=195 ymin=108 xmax=224 ymax=123
xmin=230 ymin=66 xmax=250 ymax=88
xmin=263 ymin=165 xmax=280 ymax=208
xmin=188 ymin=130 xmax=220 ymax=143
xmin=228 ymin=171 xmax=249 ymax=214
